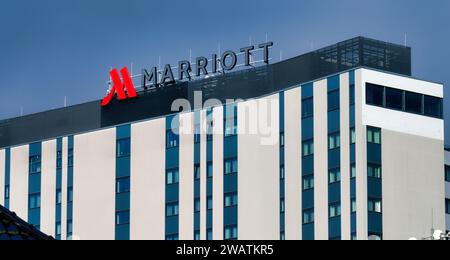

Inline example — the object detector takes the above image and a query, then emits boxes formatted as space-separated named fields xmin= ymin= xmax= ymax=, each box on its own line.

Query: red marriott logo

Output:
xmin=101 ymin=67 xmax=137 ymax=107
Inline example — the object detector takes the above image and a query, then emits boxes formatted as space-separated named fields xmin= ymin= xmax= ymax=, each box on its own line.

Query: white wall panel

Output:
xmin=9 ymin=145 xmax=29 ymax=221
xmin=40 ymin=140 xmax=57 ymax=236
xmin=0 ymin=149 xmax=5 ymax=206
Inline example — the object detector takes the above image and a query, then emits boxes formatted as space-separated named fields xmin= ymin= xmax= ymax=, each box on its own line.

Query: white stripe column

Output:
xmin=10 ymin=145 xmax=29 ymax=221
xmin=41 ymin=140 xmax=57 ymax=236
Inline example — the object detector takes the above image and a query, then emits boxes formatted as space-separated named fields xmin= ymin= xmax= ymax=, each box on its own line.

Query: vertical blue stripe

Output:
xmin=55 ymin=138 xmax=63 ymax=240
xmin=193 ymin=112 xmax=201 ymax=239
xmin=223 ymin=104 xmax=238 ymax=240
xmin=67 ymin=135 xmax=74 ymax=239
xmin=279 ymin=92 xmax=285 ymax=239
xmin=4 ymin=148 xmax=10 ymax=209
xmin=301 ymin=82 xmax=314 ymax=240
xmin=28 ymin=142 xmax=42 ymax=229
xmin=115 ymin=125 xmax=131 ymax=240
xmin=349 ymin=70 xmax=357 ymax=239
xmin=206 ymin=109 xmax=213 ymax=240
xmin=165 ymin=116 xmax=180 ymax=240
xmin=367 ymin=127 xmax=383 ymax=239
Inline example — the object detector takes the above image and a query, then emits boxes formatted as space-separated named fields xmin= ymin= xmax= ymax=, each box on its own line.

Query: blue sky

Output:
xmin=0 ymin=0 xmax=449 ymax=143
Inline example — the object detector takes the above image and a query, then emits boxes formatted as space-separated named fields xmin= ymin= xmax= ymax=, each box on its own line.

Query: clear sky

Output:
xmin=0 ymin=0 xmax=449 ymax=143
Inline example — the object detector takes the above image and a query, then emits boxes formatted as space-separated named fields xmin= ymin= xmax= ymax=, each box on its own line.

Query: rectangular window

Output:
xmin=405 ymin=92 xmax=423 ymax=114
xmin=328 ymin=133 xmax=341 ymax=150
xmin=207 ymin=162 xmax=213 ymax=178
xmin=280 ymin=132 xmax=285 ymax=147
xmin=424 ymin=95 xmax=443 ymax=118
xmin=446 ymin=199 xmax=450 ymax=214
xmin=194 ymin=164 xmax=201 ymax=180
xmin=194 ymin=199 xmax=200 ymax=213
xmin=166 ymin=203 xmax=179 ymax=217
xmin=368 ymin=164 xmax=382 ymax=178
xmin=280 ymin=232 xmax=285 ymax=241
xmin=224 ymin=117 xmax=237 ymax=137
xmin=68 ymin=149 xmax=74 ymax=167
xmin=351 ymin=164 xmax=356 ymax=179
xmin=303 ymin=209 xmax=314 ymax=224
xmin=115 ymin=211 xmax=130 ymax=225
xmin=116 ymin=177 xmax=131 ymax=194
xmin=224 ymin=225 xmax=238 ymax=240
xmin=56 ymin=189 xmax=62 ymax=205
xmin=56 ymin=222 xmax=62 ymax=236
xmin=328 ymin=90 xmax=340 ymax=111
xmin=445 ymin=166 xmax=450 ymax=182
xmin=280 ymin=165 xmax=285 ymax=180
xmin=302 ymin=97 xmax=314 ymax=118
xmin=5 ymin=185 xmax=10 ymax=200
xmin=166 ymin=169 xmax=179 ymax=185
xmin=166 ymin=130 xmax=179 ymax=148
xmin=207 ymin=229 xmax=213 ymax=240
xmin=194 ymin=125 xmax=201 ymax=144
xmin=57 ymin=151 xmax=62 ymax=169
xmin=366 ymin=83 xmax=384 ymax=107
xmin=351 ymin=199 xmax=357 ymax=213
xmin=350 ymin=128 xmax=356 ymax=144
xmin=367 ymin=127 xmax=381 ymax=144
xmin=303 ymin=175 xmax=314 ymax=190
xmin=29 ymin=194 xmax=41 ymax=209
xmin=207 ymin=196 xmax=213 ymax=210
xmin=224 ymin=158 xmax=238 ymax=175
xmin=368 ymin=198 xmax=382 ymax=213
xmin=329 ymin=203 xmax=341 ymax=218
xmin=349 ymin=84 xmax=355 ymax=105
xmin=302 ymin=139 xmax=314 ymax=157
xmin=166 ymin=234 xmax=179 ymax=240
xmin=67 ymin=221 xmax=73 ymax=236
xmin=29 ymin=155 xmax=41 ymax=174
xmin=194 ymin=230 xmax=200 ymax=240
xmin=329 ymin=168 xmax=341 ymax=184
xmin=224 ymin=192 xmax=238 ymax=207
xmin=280 ymin=199 xmax=285 ymax=213
xmin=67 ymin=187 xmax=73 ymax=203
xmin=385 ymin=87 xmax=403 ymax=110
xmin=116 ymin=138 xmax=131 ymax=158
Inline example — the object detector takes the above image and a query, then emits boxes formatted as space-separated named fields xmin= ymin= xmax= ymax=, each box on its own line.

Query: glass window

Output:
xmin=194 ymin=230 xmax=200 ymax=240
xmin=5 ymin=185 xmax=10 ymax=200
xmin=194 ymin=164 xmax=201 ymax=180
xmin=385 ymin=87 xmax=403 ymax=110
xmin=224 ymin=225 xmax=238 ymax=240
xmin=329 ymin=203 xmax=341 ymax=218
xmin=303 ymin=209 xmax=314 ymax=224
xmin=302 ymin=140 xmax=314 ymax=157
xmin=67 ymin=187 xmax=73 ymax=203
xmin=224 ymin=117 xmax=237 ymax=137
xmin=224 ymin=158 xmax=238 ymax=175
xmin=166 ymin=169 xmax=179 ymax=185
xmin=280 ymin=232 xmax=285 ymax=241
xmin=366 ymin=83 xmax=384 ymax=106
xmin=303 ymin=175 xmax=314 ymax=190
xmin=116 ymin=211 xmax=130 ymax=225
xmin=367 ymin=127 xmax=381 ymax=144
xmin=56 ymin=222 xmax=62 ymax=236
xmin=56 ymin=189 xmax=62 ymax=205
xmin=166 ymin=234 xmax=179 ymax=240
xmin=166 ymin=203 xmax=179 ymax=217
xmin=68 ymin=149 xmax=74 ymax=167
xmin=166 ymin=129 xmax=179 ymax=148
xmin=405 ymin=92 xmax=422 ymax=114
xmin=351 ymin=164 xmax=356 ymax=179
xmin=57 ymin=151 xmax=62 ymax=169
xmin=116 ymin=138 xmax=130 ymax=157
xmin=207 ymin=196 xmax=213 ymax=210
xmin=194 ymin=199 xmax=200 ymax=213
xmin=280 ymin=199 xmax=285 ymax=213
xmin=349 ymin=84 xmax=355 ymax=105
xmin=329 ymin=168 xmax=341 ymax=184
xmin=350 ymin=128 xmax=356 ymax=144
xmin=368 ymin=164 xmax=382 ymax=178
xmin=29 ymin=155 xmax=41 ymax=174
xmin=280 ymin=132 xmax=285 ymax=147
xmin=446 ymin=199 xmax=450 ymax=214
xmin=29 ymin=194 xmax=41 ymax=209
xmin=207 ymin=229 xmax=213 ymax=240
xmin=224 ymin=192 xmax=238 ymax=207
xmin=445 ymin=166 xmax=450 ymax=182
xmin=368 ymin=198 xmax=382 ymax=213
xmin=194 ymin=125 xmax=201 ymax=144
xmin=424 ymin=95 xmax=443 ymax=118
xmin=328 ymin=133 xmax=341 ymax=150
xmin=207 ymin=162 xmax=213 ymax=178
xmin=302 ymin=98 xmax=314 ymax=118
xmin=116 ymin=177 xmax=130 ymax=194
xmin=67 ymin=221 xmax=73 ymax=236
xmin=351 ymin=199 xmax=357 ymax=213
xmin=280 ymin=165 xmax=285 ymax=180
xmin=328 ymin=90 xmax=340 ymax=111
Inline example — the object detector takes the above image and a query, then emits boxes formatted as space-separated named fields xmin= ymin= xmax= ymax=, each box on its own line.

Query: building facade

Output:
xmin=0 ymin=37 xmax=446 ymax=240
xmin=445 ymin=149 xmax=450 ymax=234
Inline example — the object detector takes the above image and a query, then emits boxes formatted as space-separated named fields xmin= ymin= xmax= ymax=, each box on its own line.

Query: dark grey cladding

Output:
xmin=0 ymin=37 xmax=411 ymax=149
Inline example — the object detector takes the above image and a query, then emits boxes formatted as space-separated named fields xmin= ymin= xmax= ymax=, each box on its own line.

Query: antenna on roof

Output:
xmin=404 ymin=33 xmax=407 ymax=47
xmin=20 ymin=106 xmax=23 ymax=116
xmin=280 ymin=50 xmax=283 ymax=61
xmin=265 ymin=33 xmax=268 ymax=43
xmin=64 ymin=96 xmax=67 ymax=107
